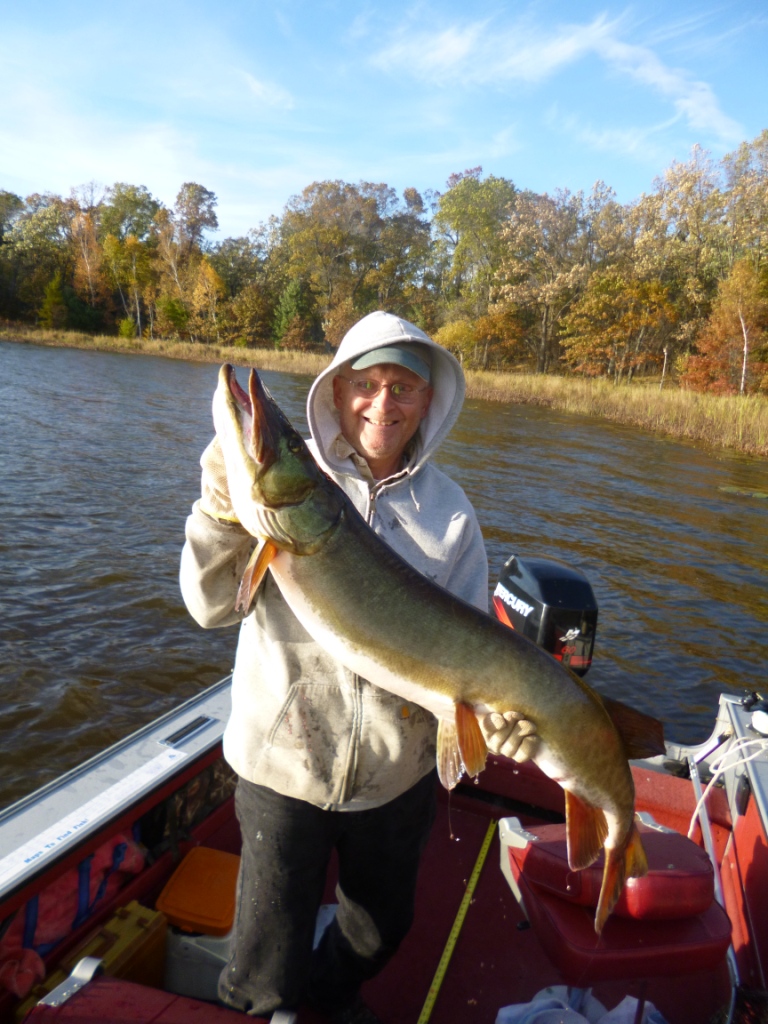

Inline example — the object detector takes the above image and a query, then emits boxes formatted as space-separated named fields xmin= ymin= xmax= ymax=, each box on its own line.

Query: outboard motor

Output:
xmin=493 ymin=556 xmax=598 ymax=676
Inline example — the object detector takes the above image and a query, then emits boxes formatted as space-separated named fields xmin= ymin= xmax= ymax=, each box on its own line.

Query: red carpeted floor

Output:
xmin=332 ymin=788 xmax=732 ymax=1024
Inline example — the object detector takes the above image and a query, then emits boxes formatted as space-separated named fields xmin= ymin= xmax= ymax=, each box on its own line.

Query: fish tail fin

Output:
xmin=594 ymin=823 xmax=648 ymax=935
xmin=565 ymin=790 xmax=608 ymax=870
xmin=236 ymin=539 xmax=278 ymax=613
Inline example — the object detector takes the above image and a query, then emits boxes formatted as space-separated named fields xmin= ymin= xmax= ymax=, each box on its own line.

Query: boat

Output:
xmin=0 ymin=557 xmax=766 ymax=1024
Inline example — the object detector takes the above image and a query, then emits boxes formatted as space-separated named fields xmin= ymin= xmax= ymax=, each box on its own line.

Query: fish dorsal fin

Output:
xmin=594 ymin=822 xmax=648 ymax=934
xmin=455 ymin=702 xmax=487 ymax=780
xmin=600 ymin=695 xmax=666 ymax=759
xmin=564 ymin=789 xmax=608 ymax=871
xmin=236 ymin=539 xmax=278 ymax=614
xmin=437 ymin=719 xmax=463 ymax=791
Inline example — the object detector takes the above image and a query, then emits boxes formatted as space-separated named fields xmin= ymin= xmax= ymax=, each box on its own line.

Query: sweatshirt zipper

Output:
xmin=367 ymin=481 xmax=387 ymax=525
xmin=338 ymin=674 xmax=362 ymax=805
xmin=340 ymin=482 xmax=380 ymax=803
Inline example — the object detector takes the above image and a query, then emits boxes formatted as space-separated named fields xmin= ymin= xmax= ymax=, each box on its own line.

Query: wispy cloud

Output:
xmin=371 ymin=13 xmax=619 ymax=84
xmin=550 ymin=107 xmax=680 ymax=164
xmin=370 ymin=10 xmax=742 ymax=145
xmin=240 ymin=72 xmax=295 ymax=110
xmin=595 ymin=34 xmax=741 ymax=142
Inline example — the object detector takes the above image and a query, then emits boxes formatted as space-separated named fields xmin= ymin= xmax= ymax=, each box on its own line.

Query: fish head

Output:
xmin=213 ymin=364 xmax=341 ymax=553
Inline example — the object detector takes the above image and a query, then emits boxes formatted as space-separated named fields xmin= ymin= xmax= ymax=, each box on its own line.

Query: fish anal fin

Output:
xmin=626 ymin=822 xmax=649 ymax=880
xmin=455 ymin=702 xmax=487 ymax=780
xmin=235 ymin=539 xmax=278 ymax=614
xmin=600 ymin=695 xmax=666 ymax=759
xmin=437 ymin=719 xmax=463 ymax=791
xmin=594 ymin=823 xmax=648 ymax=934
xmin=564 ymin=789 xmax=608 ymax=871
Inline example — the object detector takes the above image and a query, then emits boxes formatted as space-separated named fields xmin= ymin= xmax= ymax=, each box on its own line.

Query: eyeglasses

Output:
xmin=339 ymin=377 xmax=430 ymax=405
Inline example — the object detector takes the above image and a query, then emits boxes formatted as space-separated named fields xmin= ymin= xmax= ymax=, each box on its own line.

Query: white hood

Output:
xmin=307 ymin=311 xmax=466 ymax=477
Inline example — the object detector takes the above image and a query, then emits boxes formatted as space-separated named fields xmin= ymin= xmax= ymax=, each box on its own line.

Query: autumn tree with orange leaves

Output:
xmin=1 ymin=131 xmax=768 ymax=392
xmin=681 ymin=259 xmax=768 ymax=394
xmin=561 ymin=272 xmax=676 ymax=382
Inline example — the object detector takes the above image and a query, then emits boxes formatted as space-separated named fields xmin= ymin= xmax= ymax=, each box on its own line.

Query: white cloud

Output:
xmin=369 ymin=10 xmax=742 ymax=146
xmin=552 ymin=107 xmax=680 ymax=164
xmin=495 ymin=14 xmax=620 ymax=83
xmin=371 ymin=13 xmax=617 ymax=84
xmin=372 ymin=20 xmax=488 ymax=81
xmin=595 ymin=35 xmax=742 ymax=144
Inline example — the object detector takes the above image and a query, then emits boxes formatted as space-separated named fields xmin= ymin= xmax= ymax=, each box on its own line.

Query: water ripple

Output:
xmin=1 ymin=341 xmax=766 ymax=808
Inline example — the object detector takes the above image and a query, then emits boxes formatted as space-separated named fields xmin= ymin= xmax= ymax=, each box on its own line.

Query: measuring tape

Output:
xmin=416 ymin=818 xmax=497 ymax=1024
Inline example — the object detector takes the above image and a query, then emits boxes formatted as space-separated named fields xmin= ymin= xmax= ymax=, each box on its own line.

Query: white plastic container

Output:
xmin=164 ymin=927 xmax=231 ymax=1002
xmin=163 ymin=902 xmax=338 ymax=1003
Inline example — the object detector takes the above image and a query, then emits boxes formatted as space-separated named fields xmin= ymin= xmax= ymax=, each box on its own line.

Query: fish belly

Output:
xmin=269 ymin=552 xmax=458 ymax=723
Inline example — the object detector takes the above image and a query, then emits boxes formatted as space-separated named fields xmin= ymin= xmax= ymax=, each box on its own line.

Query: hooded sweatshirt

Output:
xmin=180 ymin=311 xmax=489 ymax=810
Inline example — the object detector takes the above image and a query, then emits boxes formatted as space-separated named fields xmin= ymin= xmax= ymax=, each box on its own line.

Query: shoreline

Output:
xmin=2 ymin=326 xmax=767 ymax=459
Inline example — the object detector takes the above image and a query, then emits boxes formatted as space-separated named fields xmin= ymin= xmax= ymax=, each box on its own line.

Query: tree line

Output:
xmin=3 ymin=131 xmax=768 ymax=395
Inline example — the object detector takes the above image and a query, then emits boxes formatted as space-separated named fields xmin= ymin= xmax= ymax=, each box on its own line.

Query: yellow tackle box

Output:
xmin=16 ymin=900 xmax=167 ymax=1020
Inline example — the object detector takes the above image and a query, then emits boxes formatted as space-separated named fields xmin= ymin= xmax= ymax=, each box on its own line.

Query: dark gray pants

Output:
xmin=218 ymin=771 xmax=437 ymax=1016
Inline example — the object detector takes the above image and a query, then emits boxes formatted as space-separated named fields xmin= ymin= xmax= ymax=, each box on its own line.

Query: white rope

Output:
xmin=687 ymin=736 xmax=768 ymax=840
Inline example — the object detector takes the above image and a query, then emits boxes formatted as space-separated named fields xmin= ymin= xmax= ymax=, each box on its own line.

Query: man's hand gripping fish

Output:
xmin=212 ymin=363 xmax=655 ymax=934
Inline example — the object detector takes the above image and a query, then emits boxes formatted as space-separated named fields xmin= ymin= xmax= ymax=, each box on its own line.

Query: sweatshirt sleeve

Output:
xmin=179 ymin=500 xmax=256 ymax=629
xmin=444 ymin=505 xmax=490 ymax=613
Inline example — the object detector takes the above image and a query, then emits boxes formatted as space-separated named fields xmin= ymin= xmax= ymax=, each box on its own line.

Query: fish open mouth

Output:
xmin=224 ymin=364 xmax=287 ymax=472
xmin=226 ymin=364 xmax=252 ymax=417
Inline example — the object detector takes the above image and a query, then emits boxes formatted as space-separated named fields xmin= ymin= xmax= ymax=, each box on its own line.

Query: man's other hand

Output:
xmin=480 ymin=711 xmax=538 ymax=762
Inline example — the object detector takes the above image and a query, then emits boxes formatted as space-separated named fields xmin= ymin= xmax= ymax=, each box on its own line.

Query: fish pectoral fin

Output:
xmin=564 ymin=790 xmax=608 ymax=871
xmin=437 ymin=719 xmax=463 ymax=791
xmin=594 ymin=823 xmax=648 ymax=935
xmin=436 ymin=706 xmax=489 ymax=791
xmin=455 ymin=702 xmax=487 ymax=780
xmin=599 ymin=695 xmax=666 ymax=759
xmin=235 ymin=539 xmax=278 ymax=614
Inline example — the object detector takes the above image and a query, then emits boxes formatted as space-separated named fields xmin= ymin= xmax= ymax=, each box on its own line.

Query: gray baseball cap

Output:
xmin=350 ymin=344 xmax=432 ymax=382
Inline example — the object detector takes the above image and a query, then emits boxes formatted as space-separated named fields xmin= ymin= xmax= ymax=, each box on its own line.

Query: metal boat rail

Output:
xmin=0 ymin=676 xmax=233 ymax=903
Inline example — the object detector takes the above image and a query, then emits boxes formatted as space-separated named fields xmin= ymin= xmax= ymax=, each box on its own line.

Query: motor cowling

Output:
xmin=493 ymin=556 xmax=598 ymax=676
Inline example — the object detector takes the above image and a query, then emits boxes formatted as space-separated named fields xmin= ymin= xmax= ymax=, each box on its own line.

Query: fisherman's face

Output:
xmin=333 ymin=363 xmax=433 ymax=481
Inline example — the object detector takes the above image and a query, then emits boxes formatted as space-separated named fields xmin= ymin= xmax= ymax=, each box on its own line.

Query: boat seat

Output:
xmin=22 ymin=973 xmax=260 ymax=1022
xmin=498 ymin=817 xmax=733 ymax=986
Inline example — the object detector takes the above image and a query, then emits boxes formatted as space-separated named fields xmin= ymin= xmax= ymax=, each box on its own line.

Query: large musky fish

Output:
xmin=212 ymin=363 xmax=656 ymax=933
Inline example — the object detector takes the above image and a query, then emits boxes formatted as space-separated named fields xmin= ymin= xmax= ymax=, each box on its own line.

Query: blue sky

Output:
xmin=1 ymin=0 xmax=765 ymax=239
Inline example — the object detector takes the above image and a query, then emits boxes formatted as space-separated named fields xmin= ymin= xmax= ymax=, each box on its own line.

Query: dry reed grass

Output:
xmin=3 ymin=325 xmax=766 ymax=457
xmin=466 ymin=369 xmax=768 ymax=457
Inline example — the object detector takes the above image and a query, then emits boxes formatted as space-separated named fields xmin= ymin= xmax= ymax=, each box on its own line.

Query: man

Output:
xmin=180 ymin=311 xmax=533 ymax=1022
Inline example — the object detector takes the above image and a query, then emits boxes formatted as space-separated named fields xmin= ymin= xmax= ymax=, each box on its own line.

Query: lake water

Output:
xmin=1 ymin=340 xmax=767 ymax=809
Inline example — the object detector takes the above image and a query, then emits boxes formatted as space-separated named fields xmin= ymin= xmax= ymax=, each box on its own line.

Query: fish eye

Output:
xmin=287 ymin=435 xmax=303 ymax=453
